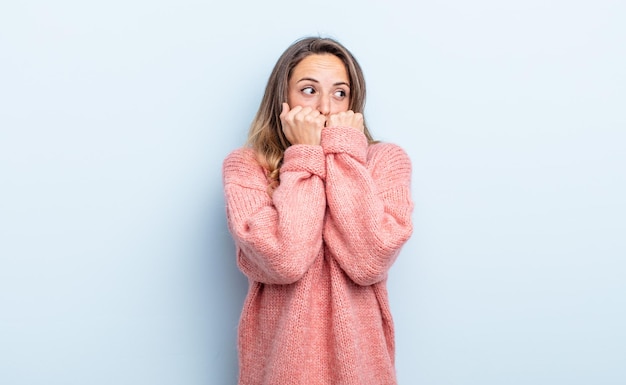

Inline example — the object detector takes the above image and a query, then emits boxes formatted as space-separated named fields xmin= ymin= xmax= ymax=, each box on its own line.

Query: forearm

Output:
xmin=322 ymin=127 xmax=413 ymax=285
xmin=224 ymin=146 xmax=327 ymax=284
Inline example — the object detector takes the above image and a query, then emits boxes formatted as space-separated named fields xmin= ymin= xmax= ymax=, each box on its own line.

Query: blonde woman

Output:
xmin=223 ymin=36 xmax=413 ymax=385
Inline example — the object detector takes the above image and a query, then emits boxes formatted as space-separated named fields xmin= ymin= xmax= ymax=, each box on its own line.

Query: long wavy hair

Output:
xmin=246 ymin=37 xmax=375 ymax=193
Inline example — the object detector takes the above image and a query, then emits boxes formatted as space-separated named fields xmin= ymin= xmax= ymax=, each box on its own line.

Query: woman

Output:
xmin=223 ymin=36 xmax=413 ymax=385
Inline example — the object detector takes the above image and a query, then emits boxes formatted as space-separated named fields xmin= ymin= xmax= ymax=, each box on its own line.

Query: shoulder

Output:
xmin=224 ymin=147 xmax=257 ymax=165
xmin=365 ymin=142 xmax=412 ymax=187
xmin=367 ymin=142 xmax=412 ymax=170
xmin=222 ymin=147 xmax=268 ymax=189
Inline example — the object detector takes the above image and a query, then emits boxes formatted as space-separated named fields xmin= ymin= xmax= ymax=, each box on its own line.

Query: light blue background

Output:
xmin=1 ymin=1 xmax=625 ymax=384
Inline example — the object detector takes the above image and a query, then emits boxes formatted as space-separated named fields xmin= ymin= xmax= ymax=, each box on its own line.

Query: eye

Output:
xmin=301 ymin=86 xmax=316 ymax=95
xmin=334 ymin=89 xmax=347 ymax=98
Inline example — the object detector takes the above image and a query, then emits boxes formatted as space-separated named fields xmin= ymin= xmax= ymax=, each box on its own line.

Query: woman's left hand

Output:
xmin=327 ymin=110 xmax=364 ymax=133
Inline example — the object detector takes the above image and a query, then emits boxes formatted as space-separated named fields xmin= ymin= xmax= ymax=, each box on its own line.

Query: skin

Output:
xmin=280 ymin=54 xmax=364 ymax=146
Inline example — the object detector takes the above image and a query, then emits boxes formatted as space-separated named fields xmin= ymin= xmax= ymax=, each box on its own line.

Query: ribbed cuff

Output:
xmin=321 ymin=126 xmax=368 ymax=163
xmin=281 ymin=144 xmax=326 ymax=178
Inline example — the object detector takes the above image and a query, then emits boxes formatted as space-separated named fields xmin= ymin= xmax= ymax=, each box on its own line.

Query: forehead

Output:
xmin=291 ymin=54 xmax=348 ymax=81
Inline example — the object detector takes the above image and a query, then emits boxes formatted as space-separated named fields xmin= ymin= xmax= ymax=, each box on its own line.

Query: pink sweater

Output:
xmin=223 ymin=126 xmax=413 ymax=385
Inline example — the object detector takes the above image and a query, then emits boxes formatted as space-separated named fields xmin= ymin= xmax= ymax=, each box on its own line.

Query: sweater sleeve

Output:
xmin=223 ymin=146 xmax=326 ymax=285
xmin=321 ymin=126 xmax=413 ymax=286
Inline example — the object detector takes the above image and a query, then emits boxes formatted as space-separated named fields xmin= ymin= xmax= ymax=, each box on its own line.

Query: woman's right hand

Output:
xmin=280 ymin=103 xmax=326 ymax=146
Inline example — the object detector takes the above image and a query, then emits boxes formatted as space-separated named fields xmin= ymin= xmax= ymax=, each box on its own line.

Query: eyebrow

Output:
xmin=296 ymin=77 xmax=350 ymax=87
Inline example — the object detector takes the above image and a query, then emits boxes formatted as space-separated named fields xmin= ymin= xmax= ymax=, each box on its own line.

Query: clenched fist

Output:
xmin=280 ymin=103 xmax=326 ymax=145
xmin=327 ymin=110 xmax=364 ymax=133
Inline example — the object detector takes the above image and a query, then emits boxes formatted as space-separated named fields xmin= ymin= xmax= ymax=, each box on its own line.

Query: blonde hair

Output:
xmin=246 ymin=37 xmax=376 ymax=193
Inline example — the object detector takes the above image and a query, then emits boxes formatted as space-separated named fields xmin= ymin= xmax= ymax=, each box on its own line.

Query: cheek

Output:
xmin=288 ymin=92 xmax=313 ymax=108
xmin=331 ymin=99 xmax=351 ymax=114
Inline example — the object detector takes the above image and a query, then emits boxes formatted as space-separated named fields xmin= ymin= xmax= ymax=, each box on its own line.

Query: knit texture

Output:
xmin=223 ymin=126 xmax=413 ymax=385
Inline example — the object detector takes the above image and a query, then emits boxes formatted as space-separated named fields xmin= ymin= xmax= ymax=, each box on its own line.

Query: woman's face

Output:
xmin=287 ymin=54 xmax=351 ymax=116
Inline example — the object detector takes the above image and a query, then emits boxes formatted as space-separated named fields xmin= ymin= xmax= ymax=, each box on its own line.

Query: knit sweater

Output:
xmin=223 ymin=125 xmax=413 ymax=385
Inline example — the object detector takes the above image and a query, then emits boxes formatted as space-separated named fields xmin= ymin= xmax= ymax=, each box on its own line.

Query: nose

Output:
xmin=318 ymin=94 xmax=331 ymax=116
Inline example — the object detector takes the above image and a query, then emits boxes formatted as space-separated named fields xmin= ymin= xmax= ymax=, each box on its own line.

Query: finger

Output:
xmin=292 ymin=107 xmax=318 ymax=124
xmin=295 ymin=106 xmax=313 ymax=117
xmin=281 ymin=102 xmax=290 ymax=118
xmin=288 ymin=105 xmax=303 ymax=119
xmin=304 ymin=108 xmax=322 ymax=120
xmin=308 ymin=111 xmax=326 ymax=129
xmin=280 ymin=104 xmax=290 ymax=125
xmin=317 ymin=115 xmax=328 ymax=128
